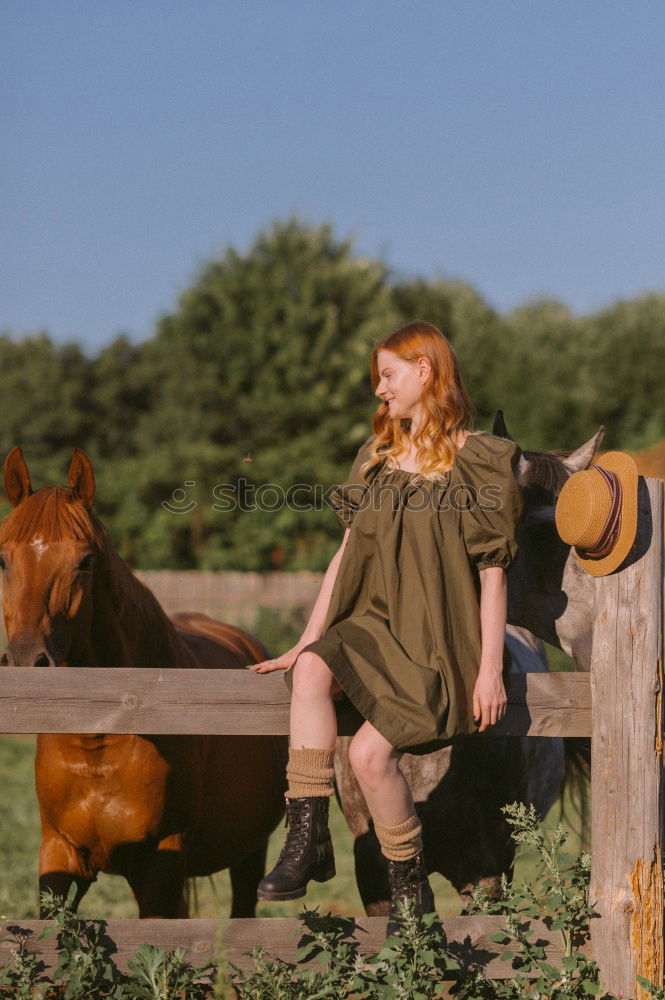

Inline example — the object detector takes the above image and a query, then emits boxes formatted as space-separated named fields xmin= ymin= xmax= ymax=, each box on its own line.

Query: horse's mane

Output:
xmin=0 ymin=487 xmax=183 ymax=652
xmin=519 ymin=447 xmax=573 ymax=494
xmin=0 ymin=486 xmax=106 ymax=548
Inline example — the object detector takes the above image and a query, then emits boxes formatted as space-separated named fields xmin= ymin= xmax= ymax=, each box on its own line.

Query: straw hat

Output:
xmin=554 ymin=451 xmax=638 ymax=577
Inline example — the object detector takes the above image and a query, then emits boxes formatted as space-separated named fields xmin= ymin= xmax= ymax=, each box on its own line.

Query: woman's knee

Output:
xmin=291 ymin=651 xmax=337 ymax=699
xmin=348 ymin=729 xmax=398 ymax=785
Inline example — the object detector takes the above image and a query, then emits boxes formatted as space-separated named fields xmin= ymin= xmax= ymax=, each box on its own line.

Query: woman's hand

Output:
xmin=472 ymin=663 xmax=507 ymax=732
xmin=249 ymin=642 xmax=308 ymax=674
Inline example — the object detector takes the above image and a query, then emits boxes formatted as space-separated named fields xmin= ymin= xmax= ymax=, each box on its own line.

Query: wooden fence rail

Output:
xmin=0 ymin=667 xmax=591 ymax=736
xmin=0 ymin=914 xmax=579 ymax=978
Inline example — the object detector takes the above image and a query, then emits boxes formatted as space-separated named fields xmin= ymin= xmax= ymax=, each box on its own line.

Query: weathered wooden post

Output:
xmin=590 ymin=476 xmax=664 ymax=996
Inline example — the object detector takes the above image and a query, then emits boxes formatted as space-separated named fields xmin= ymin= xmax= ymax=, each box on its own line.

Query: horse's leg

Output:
xmin=424 ymin=736 xmax=524 ymax=912
xmin=124 ymin=834 xmax=187 ymax=918
xmin=353 ymin=829 xmax=391 ymax=916
xmin=229 ymin=843 xmax=268 ymax=917
xmin=39 ymin=832 xmax=95 ymax=917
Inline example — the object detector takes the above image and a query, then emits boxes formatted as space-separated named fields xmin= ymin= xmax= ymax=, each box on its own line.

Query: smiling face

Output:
xmin=374 ymin=348 xmax=432 ymax=424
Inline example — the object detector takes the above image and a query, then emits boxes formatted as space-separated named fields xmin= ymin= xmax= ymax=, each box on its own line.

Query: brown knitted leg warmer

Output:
xmin=374 ymin=813 xmax=423 ymax=861
xmin=286 ymin=746 xmax=335 ymax=799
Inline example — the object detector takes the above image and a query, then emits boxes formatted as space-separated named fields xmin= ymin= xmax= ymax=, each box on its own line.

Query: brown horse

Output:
xmin=0 ymin=446 xmax=288 ymax=918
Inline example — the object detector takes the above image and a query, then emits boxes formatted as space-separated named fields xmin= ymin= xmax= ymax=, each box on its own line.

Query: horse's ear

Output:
xmin=4 ymin=446 xmax=33 ymax=508
xmin=492 ymin=410 xmax=515 ymax=441
xmin=68 ymin=448 xmax=96 ymax=508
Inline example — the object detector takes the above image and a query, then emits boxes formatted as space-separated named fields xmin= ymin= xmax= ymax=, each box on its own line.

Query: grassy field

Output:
xmin=0 ymin=731 xmax=588 ymax=922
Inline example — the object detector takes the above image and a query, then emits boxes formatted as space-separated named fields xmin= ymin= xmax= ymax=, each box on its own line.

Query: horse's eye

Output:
xmin=78 ymin=554 xmax=95 ymax=573
xmin=0 ymin=556 xmax=5 ymax=571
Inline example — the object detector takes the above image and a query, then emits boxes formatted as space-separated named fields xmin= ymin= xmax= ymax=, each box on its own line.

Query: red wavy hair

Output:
xmin=359 ymin=321 xmax=475 ymax=482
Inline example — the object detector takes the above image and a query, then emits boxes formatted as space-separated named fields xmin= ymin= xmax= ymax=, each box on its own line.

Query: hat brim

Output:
xmin=574 ymin=451 xmax=638 ymax=577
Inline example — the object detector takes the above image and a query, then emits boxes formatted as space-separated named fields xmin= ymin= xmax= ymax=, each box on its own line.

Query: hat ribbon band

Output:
xmin=579 ymin=465 xmax=622 ymax=559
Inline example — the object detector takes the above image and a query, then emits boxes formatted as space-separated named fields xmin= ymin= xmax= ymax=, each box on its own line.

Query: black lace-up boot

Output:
xmin=385 ymin=850 xmax=436 ymax=937
xmin=256 ymin=795 xmax=336 ymax=901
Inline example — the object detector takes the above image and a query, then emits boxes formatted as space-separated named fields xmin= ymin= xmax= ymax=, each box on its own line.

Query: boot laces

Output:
xmin=389 ymin=855 xmax=423 ymax=901
xmin=276 ymin=801 xmax=311 ymax=864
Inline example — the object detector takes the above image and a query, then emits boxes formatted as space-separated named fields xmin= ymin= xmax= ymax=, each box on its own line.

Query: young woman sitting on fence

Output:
xmin=250 ymin=320 xmax=524 ymax=936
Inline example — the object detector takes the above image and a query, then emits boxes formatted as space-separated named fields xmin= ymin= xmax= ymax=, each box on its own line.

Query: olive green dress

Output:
xmin=284 ymin=430 xmax=524 ymax=756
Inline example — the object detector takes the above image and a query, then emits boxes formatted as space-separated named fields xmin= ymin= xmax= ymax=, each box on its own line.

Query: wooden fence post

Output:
xmin=590 ymin=476 xmax=664 ymax=997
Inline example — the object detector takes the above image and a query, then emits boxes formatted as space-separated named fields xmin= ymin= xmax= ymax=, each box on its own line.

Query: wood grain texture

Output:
xmin=589 ymin=476 xmax=664 ymax=998
xmin=0 ymin=914 xmax=580 ymax=979
xmin=0 ymin=667 xmax=590 ymax=736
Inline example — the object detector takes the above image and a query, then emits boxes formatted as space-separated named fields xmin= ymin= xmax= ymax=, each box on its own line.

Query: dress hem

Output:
xmin=284 ymin=638 xmax=478 ymax=757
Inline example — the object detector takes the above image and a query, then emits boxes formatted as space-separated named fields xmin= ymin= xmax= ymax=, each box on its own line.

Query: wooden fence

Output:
xmin=0 ymin=476 xmax=662 ymax=997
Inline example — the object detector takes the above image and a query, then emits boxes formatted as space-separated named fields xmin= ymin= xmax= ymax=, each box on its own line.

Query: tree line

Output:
xmin=1 ymin=218 xmax=663 ymax=571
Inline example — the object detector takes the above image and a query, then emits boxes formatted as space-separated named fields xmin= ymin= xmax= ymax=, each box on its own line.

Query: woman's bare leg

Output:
xmin=258 ymin=651 xmax=340 ymax=901
xmin=289 ymin=651 xmax=342 ymax=749
xmin=348 ymin=720 xmax=415 ymax=826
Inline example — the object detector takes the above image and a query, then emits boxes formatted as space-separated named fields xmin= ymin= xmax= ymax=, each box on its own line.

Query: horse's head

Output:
xmin=492 ymin=411 xmax=605 ymax=670
xmin=0 ymin=447 xmax=104 ymax=667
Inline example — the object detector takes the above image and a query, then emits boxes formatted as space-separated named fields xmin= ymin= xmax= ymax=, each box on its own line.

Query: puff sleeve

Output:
xmin=455 ymin=435 xmax=524 ymax=572
xmin=329 ymin=434 xmax=376 ymax=531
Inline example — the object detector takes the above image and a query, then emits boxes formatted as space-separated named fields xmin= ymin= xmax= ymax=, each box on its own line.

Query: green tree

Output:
xmin=501 ymin=298 xmax=585 ymax=450
xmin=112 ymin=218 xmax=397 ymax=570
xmin=0 ymin=332 xmax=94 ymax=519
xmin=579 ymin=293 xmax=665 ymax=450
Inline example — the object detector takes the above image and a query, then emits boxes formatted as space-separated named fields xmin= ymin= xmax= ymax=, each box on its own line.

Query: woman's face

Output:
xmin=375 ymin=348 xmax=431 ymax=421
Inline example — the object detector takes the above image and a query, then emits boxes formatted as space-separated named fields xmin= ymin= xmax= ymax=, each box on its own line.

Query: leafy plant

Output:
xmin=39 ymin=884 xmax=126 ymax=998
xmin=125 ymin=942 xmax=214 ymax=999
xmin=369 ymin=900 xmax=460 ymax=999
xmin=637 ymin=978 xmax=665 ymax=1000
xmin=227 ymin=899 xmax=459 ymax=999
xmin=451 ymin=802 xmax=608 ymax=999
xmin=0 ymin=885 xmax=215 ymax=998
xmin=0 ymin=923 xmax=49 ymax=997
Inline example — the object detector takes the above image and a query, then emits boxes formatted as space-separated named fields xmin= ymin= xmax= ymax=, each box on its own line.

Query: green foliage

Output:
xmin=580 ymin=294 xmax=665 ymax=450
xmin=0 ymin=925 xmax=48 ymax=997
xmin=501 ymin=292 xmax=665 ymax=451
xmin=0 ymin=886 xmax=215 ymax=997
xmin=39 ymin=884 xmax=127 ymax=997
xmin=501 ymin=298 xmax=586 ymax=451
xmin=0 ymin=332 xmax=93 ymax=491
xmin=637 ymin=976 xmax=665 ymax=999
xmin=227 ymin=901 xmax=459 ymax=999
xmin=125 ymin=217 xmax=396 ymax=570
xmin=453 ymin=802 xmax=602 ymax=999
xmin=125 ymin=942 xmax=214 ymax=999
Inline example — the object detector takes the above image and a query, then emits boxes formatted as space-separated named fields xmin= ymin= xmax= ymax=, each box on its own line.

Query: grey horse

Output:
xmin=333 ymin=414 xmax=601 ymax=913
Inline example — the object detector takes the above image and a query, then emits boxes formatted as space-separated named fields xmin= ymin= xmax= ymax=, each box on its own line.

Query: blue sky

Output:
xmin=3 ymin=0 xmax=664 ymax=352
